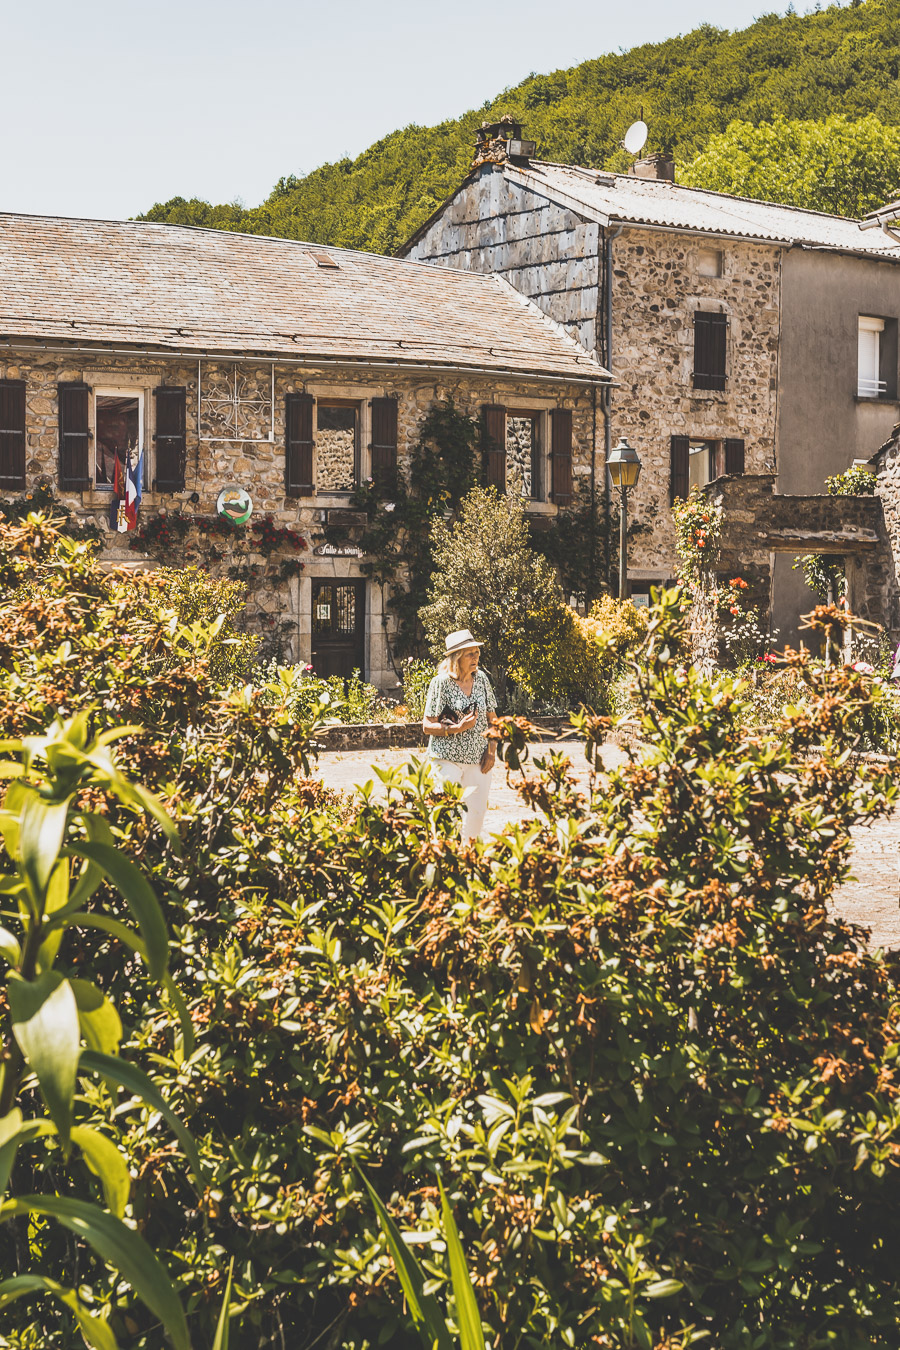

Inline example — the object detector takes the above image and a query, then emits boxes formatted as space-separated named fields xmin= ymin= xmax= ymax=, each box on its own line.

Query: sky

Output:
xmin=4 ymin=0 xmax=809 ymax=221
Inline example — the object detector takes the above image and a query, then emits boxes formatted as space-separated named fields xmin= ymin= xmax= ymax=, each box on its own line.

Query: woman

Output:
xmin=422 ymin=629 xmax=498 ymax=841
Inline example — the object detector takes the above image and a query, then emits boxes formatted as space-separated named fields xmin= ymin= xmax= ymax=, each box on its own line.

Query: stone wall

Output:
xmin=701 ymin=473 xmax=897 ymax=639
xmin=610 ymin=231 xmax=780 ymax=578
xmin=1 ymin=345 xmax=597 ymax=687
xmin=403 ymin=170 xmax=781 ymax=587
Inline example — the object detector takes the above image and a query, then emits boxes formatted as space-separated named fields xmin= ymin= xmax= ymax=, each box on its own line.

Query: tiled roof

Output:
xmin=505 ymin=162 xmax=900 ymax=257
xmin=0 ymin=212 xmax=606 ymax=381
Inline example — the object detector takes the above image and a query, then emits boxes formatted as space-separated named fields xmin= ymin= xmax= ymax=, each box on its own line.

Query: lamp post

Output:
xmin=606 ymin=437 xmax=642 ymax=601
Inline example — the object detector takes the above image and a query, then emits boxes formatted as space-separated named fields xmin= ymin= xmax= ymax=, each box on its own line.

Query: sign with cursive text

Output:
xmin=313 ymin=542 xmax=365 ymax=558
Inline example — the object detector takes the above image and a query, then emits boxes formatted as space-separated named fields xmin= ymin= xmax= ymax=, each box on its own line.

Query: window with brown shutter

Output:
xmin=154 ymin=387 xmax=186 ymax=492
xmin=550 ymin=409 xmax=573 ymax=505
xmin=285 ymin=392 xmax=314 ymax=496
xmin=58 ymin=383 xmax=91 ymax=490
xmin=725 ymin=437 xmax=745 ymax=475
xmin=482 ymin=405 xmax=506 ymax=490
xmin=370 ymin=396 xmax=398 ymax=492
xmin=0 ymin=381 xmax=26 ymax=491
xmin=670 ymin=435 xmax=689 ymax=505
xmin=693 ymin=311 xmax=727 ymax=391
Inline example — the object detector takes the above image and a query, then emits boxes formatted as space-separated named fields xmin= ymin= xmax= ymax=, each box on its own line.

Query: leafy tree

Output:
xmin=419 ymin=485 xmax=567 ymax=704
xmin=681 ymin=113 xmax=900 ymax=216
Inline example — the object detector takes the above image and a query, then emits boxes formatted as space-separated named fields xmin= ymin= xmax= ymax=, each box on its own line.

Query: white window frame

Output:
xmin=92 ymin=386 xmax=146 ymax=491
xmin=858 ymin=316 xmax=886 ymax=399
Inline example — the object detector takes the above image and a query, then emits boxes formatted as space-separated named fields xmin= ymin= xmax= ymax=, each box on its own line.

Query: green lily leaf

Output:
xmin=358 ymin=1166 xmax=452 ymax=1350
xmin=66 ymin=842 xmax=168 ymax=981
xmin=0 ymin=1274 xmax=118 ymax=1350
xmin=0 ymin=1196 xmax=189 ymax=1350
xmin=439 ymin=1179 xmax=486 ymax=1350
xmin=71 ymin=1125 xmax=131 ymax=1217
xmin=9 ymin=972 xmax=79 ymax=1144
xmin=212 ymin=1258 xmax=235 ymax=1350
xmin=71 ymin=914 xmax=194 ymax=1054
xmin=19 ymin=791 xmax=70 ymax=909
xmin=71 ymin=978 xmax=123 ymax=1057
xmin=0 ymin=925 xmax=20 ymax=966
xmin=81 ymin=1049 xmax=206 ymax=1187
xmin=0 ymin=1113 xmax=56 ymax=1196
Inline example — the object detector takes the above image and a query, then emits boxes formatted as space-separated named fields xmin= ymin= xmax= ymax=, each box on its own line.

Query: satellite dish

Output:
xmin=622 ymin=120 xmax=649 ymax=156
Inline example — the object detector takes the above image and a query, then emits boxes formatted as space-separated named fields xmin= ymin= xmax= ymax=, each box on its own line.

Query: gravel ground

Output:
xmin=314 ymin=742 xmax=900 ymax=950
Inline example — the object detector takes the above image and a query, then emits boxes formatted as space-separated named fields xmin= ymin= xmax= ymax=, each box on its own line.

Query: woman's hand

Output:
xmin=457 ymin=709 xmax=477 ymax=734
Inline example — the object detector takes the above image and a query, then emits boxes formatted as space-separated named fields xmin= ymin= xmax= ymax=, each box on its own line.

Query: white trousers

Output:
xmin=431 ymin=758 xmax=493 ymax=841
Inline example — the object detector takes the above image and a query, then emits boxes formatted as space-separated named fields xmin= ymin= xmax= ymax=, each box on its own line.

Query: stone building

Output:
xmin=399 ymin=129 xmax=900 ymax=637
xmin=0 ymin=212 xmax=608 ymax=686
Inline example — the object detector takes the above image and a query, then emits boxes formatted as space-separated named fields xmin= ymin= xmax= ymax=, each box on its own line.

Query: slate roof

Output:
xmin=0 ymin=212 xmax=607 ymax=381
xmin=509 ymin=163 xmax=900 ymax=256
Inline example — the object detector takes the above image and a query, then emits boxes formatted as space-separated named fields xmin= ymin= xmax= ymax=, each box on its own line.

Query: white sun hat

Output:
xmin=444 ymin=628 xmax=483 ymax=654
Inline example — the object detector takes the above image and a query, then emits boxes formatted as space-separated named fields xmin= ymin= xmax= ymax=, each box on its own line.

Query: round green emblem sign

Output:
xmin=216 ymin=487 xmax=253 ymax=526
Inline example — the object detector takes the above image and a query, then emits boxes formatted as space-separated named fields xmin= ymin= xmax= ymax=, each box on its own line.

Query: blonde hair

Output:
xmin=438 ymin=647 xmax=478 ymax=679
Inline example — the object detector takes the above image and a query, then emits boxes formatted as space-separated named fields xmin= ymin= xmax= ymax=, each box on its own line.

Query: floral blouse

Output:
xmin=424 ymin=669 xmax=497 ymax=764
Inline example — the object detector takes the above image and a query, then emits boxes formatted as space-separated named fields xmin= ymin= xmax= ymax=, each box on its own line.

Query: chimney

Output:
xmin=629 ymin=152 xmax=675 ymax=182
xmin=472 ymin=116 xmax=536 ymax=171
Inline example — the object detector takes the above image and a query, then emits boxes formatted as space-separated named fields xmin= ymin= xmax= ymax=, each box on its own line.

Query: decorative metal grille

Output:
xmin=197 ymin=361 xmax=275 ymax=443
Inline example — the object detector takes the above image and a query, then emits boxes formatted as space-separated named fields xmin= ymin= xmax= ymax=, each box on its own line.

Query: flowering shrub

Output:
xmin=718 ymin=574 xmax=772 ymax=665
xmin=258 ymin=659 xmax=404 ymax=724
xmin=673 ymin=486 xmax=721 ymax=584
xmin=250 ymin=515 xmax=307 ymax=557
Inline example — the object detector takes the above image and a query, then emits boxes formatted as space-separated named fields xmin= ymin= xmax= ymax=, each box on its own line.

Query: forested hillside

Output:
xmin=139 ymin=0 xmax=900 ymax=254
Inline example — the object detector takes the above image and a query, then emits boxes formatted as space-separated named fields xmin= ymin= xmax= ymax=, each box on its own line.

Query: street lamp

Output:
xmin=607 ymin=437 xmax=642 ymax=601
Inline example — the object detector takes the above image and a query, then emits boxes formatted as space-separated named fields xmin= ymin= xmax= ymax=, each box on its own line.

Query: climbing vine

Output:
xmin=350 ymin=399 xmax=481 ymax=663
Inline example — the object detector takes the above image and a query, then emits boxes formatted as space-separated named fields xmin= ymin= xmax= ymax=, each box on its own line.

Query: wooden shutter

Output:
xmin=370 ymin=396 xmax=398 ymax=491
xmin=693 ymin=311 xmax=727 ymax=391
xmin=550 ymin=408 xmax=573 ymax=504
xmin=482 ymin=405 xmax=506 ymax=490
xmin=0 ymin=380 xmax=26 ymax=491
xmin=58 ymin=382 xmax=91 ymax=490
xmin=285 ymin=392 xmax=314 ymax=496
xmin=725 ymin=437 xmax=745 ymax=475
xmin=154 ymin=386 xmax=186 ymax=492
xmin=670 ymin=435 xmax=689 ymax=505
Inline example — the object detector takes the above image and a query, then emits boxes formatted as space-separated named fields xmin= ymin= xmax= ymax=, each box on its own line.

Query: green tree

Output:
xmin=419 ymin=486 xmax=567 ymax=704
xmin=681 ymin=113 xmax=900 ymax=216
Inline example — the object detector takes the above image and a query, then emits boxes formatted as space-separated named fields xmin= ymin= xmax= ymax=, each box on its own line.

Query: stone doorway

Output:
xmin=311 ymin=580 xmax=366 ymax=679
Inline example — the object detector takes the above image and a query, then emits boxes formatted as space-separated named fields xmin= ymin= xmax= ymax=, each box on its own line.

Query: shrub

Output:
xmin=258 ymin=659 xmax=403 ymax=724
xmin=420 ymin=486 xmax=567 ymax=706
xmin=507 ymin=601 xmax=605 ymax=707
xmin=401 ymin=657 xmax=436 ymax=720
xmin=4 ymin=518 xmax=900 ymax=1348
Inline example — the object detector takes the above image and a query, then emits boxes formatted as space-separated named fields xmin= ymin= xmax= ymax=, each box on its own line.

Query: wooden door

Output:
xmin=311 ymin=580 xmax=366 ymax=679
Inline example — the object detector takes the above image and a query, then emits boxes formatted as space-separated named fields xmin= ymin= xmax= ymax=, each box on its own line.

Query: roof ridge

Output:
xmin=527 ymin=160 xmax=869 ymax=227
xmin=0 ymin=209 xmax=507 ymax=282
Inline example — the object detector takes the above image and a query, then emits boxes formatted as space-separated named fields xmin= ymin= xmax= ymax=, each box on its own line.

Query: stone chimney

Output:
xmin=472 ymin=116 xmax=536 ymax=171
xmin=629 ymin=152 xmax=675 ymax=182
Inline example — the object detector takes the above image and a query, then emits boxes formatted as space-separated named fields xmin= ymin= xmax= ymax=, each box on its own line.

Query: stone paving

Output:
xmin=315 ymin=742 xmax=900 ymax=951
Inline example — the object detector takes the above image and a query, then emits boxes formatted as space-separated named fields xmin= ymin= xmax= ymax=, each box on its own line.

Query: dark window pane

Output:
xmin=96 ymin=394 xmax=139 ymax=488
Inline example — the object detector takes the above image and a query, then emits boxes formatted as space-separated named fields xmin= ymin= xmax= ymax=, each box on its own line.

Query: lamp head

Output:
xmin=607 ymin=437 xmax=642 ymax=490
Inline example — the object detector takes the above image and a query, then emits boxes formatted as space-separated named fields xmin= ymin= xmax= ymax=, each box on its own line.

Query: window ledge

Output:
xmin=854 ymin=394 xmax=900 ymax=405
xmin=525 ymin=501 xmax=558 ymax=515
